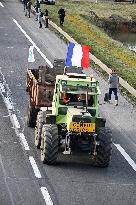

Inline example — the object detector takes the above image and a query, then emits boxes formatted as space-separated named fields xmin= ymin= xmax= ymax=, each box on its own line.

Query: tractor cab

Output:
xmin=52 ymin=73 xmax=101 ymax=124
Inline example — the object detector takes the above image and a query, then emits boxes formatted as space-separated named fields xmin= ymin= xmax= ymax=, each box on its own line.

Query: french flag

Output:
xmin=65 ymin=42 xmax=91 ymax=68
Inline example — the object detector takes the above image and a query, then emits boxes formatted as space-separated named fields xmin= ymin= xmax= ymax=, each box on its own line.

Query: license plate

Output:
xmin=69 ymin=122 xmax=95 ymax=133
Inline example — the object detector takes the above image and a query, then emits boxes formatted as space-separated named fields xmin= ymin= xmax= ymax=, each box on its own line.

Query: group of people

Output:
xmin=23 ymin=0 xmax=49 ymax=28
xmin=34 ymin=0 xmax=49 ymax=28
xmin=23 ymin=0 xmax=66 ymax=27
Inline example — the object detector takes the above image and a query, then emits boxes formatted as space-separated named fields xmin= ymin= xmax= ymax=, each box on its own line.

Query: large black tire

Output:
xmin=27 ymin=103 xmax=39 ymax=128
xmin=35 ymin=111 xmax=44 ymax=149
xmin=41 ymin=124 xmax=59 ymax=165
xmin=93 ymin=127 xmax=112 ymax=167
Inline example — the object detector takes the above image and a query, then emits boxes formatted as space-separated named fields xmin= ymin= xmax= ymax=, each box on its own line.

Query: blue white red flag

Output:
xmin=65 ymin=42 xmax=90 ymax=68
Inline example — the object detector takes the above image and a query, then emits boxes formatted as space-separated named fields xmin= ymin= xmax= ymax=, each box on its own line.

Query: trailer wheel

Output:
xmin=35 ymin=111 xmax=44 ymax=149
xmin=27 ymin=103 xmax=39 ymax=128
xmin=93 ymin=127 xmax=112 ymax=167
xmin=41 ymin=124 xmax=58 ymax=165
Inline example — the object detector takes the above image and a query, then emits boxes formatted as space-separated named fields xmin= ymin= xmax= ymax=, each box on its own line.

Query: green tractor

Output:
xmin=35 ymin=72 xmax=112 ymax=167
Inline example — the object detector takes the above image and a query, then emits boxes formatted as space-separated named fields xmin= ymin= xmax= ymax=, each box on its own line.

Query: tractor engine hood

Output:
xmin=67 ymin=108 xmax=95 ymax=133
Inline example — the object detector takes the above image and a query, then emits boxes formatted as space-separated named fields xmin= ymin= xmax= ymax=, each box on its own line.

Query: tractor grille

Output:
xmin=73 ymin=116 xmax=91 ymax=123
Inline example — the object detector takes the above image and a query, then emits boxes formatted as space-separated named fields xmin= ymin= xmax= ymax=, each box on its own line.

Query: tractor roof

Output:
xmin=56 ymin=73 xmax=96 ymax=83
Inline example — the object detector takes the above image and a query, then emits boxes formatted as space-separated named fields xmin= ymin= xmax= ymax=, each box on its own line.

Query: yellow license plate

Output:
xmin=69 ymin=122 xmax=95 ymax=133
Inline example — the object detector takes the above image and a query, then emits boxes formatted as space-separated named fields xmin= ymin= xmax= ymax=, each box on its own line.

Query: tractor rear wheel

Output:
xmin=41 ymin=124 xmax=59 ymax=165
xmin=27 ymin=103 xmax=39 ymax=128
xmin=35 ymin=111 xmax=44 ymax=149
xmin=93 ymin=127 xmax=112 ymax=167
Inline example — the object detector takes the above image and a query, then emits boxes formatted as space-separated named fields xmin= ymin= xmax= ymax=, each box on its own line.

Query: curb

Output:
xmin=31 ymin=5 xmax=136 ymax=98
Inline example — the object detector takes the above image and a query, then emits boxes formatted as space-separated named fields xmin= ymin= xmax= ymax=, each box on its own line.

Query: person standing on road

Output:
xmin=27 ymin=0 xmax=32 ymax=18
xmin=58 ymin=7 xmax=65 ymax=26
xmin=34 ymin=0 xmax=40 ymax=21
xmin=24 ymin=0 xmax=28 ymax=13
xmin=38 ymin=8 xmax=43 ymax=28
xmin=108 ymin=69 xmax=119 ymax=106
xmin=44 ymin=9 xmax=49 ymax=28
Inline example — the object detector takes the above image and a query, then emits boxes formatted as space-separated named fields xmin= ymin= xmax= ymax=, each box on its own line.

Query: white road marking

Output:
xmin=11 ymin=113 xmax=20 ymax=129
xmin=114 ymin=144 xmax=136 ymax=172
xmin=0 ymin=2 xmax=4 ymax=7
xmin=41 ymin=187 xmax=53 ymax=205
xmin=4 ymin=97 xmax=13 ymax=110
xmin=0 ymin=82 xmax=6 ymax=93
xmin=0 ymin=69 xmax=30 ymax=151
xmin=3 ymin=115 xmax=10 ymax=118
xmin=19 ymin=133 xmax=30 ymax=151
xmin=29 ymin=156 xmax=42 ymax=178
xmin=12 ymin=18 xmax=53 ymax=68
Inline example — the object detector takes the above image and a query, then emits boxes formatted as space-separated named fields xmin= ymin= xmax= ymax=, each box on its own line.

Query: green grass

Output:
xmin=32 ymin=0 xmax=136 ymax=91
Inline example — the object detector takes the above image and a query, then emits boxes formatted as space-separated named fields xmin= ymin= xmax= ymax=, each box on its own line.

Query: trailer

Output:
xmin=26 ymin=59 xmax=64 ymax=127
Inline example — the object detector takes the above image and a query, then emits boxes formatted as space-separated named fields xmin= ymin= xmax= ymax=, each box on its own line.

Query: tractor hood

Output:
xmin=67 ymin=107 xmax=94 ymax=132
xmin=67 ymin=107 xmax=91 ymax=119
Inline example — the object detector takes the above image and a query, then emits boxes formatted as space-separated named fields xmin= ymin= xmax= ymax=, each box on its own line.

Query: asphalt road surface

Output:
xmin=0 ymin=0 xmax=136 ymax=205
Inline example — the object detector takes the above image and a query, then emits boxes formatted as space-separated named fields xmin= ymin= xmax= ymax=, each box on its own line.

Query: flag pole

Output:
xmin=63 ymin=66 xmax=66 ymax=75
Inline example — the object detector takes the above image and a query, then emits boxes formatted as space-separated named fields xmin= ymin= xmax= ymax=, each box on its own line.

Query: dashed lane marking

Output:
xmin=12 ymin=18 xmax=53 ymax=68
xmin=19 ymin=133 xmax=30 ymax=151
xmin=0 ymin=69 xmax=30 ymax=151
xmin=41 ymin=187 xmax=53 ymax=205
xmin=29 ymin=156 xmax=42 ymax=178
xmin=114 ymin=143 xmax=136 ymax=172
xmin=11 ymin=113 xmax=20 ymax=129
xmin=7 ymin=46 xmax=14 ymax=49
xmin=0 ymin=2 xmax=4 ymax=7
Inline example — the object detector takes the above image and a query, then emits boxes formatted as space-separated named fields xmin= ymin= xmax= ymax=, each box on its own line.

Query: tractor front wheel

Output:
xmin=93 ymin=127 xmax=112 ymax=167
xmin=41 ymin=124 xmax=59 ymax=165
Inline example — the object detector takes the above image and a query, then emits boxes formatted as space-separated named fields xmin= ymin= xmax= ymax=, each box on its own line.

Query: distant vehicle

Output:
xmin=40 ymin=0 xmax=55 ymax=5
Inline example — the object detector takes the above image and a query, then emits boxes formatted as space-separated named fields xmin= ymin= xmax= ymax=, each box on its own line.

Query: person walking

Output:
xmin=44 ymin=9 xmax=49 ymax=28
xmin=58 ymin=7 xmax=65 ymax=26
xmin=108 ymin=69 xmax=119 ymax=106
xmin=38 ymin=8 xmax=43 ymax=28
xmin=34 ymin=0 xmax=40 ymax=21
xmin=24 ymin=0 xmax=28 ymax=14
xmin=27 ymin=0 xmax=32 ymax=18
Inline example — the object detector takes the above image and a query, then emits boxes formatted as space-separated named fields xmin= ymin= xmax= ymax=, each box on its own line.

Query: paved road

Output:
xmin=0 ymin=0 xmax=136 ymax=205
